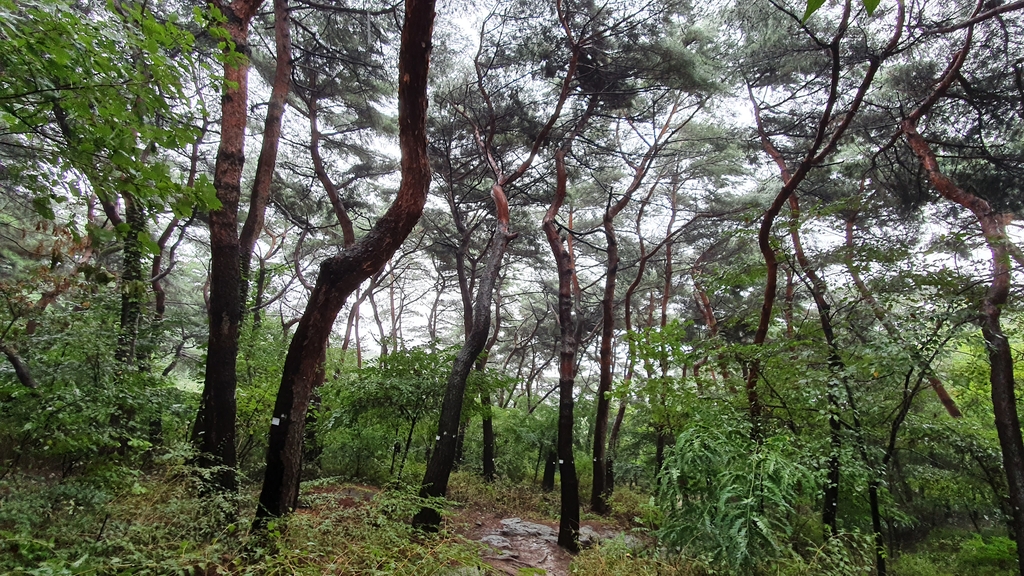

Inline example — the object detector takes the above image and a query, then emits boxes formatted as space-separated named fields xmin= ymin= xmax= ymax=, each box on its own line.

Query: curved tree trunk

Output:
xmin=903 ymin=119 xmax=1024 ymax=575
xmin=592 ymin=102 xmax=682 ymax=515
xmin=743 ymin=3 xmax=903 ymax=438
xmin=412 ymin=184 xmax=515 ymax=530
xmin=254 ymin=0 xmax=435 ymax=521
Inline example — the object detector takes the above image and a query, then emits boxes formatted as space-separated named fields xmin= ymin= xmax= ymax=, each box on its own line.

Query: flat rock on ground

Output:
xmin=461 ymin=515 xmax=635 ymax=575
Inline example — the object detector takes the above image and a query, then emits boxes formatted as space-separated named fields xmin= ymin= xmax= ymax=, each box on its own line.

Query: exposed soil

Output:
xmin=450 ymin=509 xmax=574 ymax=575
xmin=446 ymin=501 xmax=640 ymax=575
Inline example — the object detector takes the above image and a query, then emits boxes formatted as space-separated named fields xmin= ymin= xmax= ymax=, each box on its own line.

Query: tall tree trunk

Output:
xmin=543 ymin=448 xmax=557 ymax=491
xmin=544 ymin=146 xmax=584 ymax=552
xmin=191 ymin=0 xmax=264 ymax=492
xmin=116 ymin=195 xmax=145 ymax=366
xmin=238 ymin=0 xmax=292 ymax=310
xmin=903 ymin=120 xmax=1024 ymax=574
xmin=411 ymin=17 xmax=583 ymax=518
xmin=481 ymin=393 xmax=496 ymax=481
xmin=254 ymin=0 xmax=435 ymax=521
xmin=742 ymin=3 xmax=903 ymax=437
xmin=592 ymin=103 xmax=681 ymax=515
xmin=483 ymin=278 xmax=507 ymax=479
xmin=895 ymin=17 xmax=1024 ymax=569
xmin=412 ymin=184 xmax=515 ymax=530
xmin=786 ymin=193 xmax=843 ymax=540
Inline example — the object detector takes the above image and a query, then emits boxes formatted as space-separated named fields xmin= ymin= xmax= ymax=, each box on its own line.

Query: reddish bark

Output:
xmin=191 ymin=0 xmax=264 ymax=492
xmin=744 ymin=0 xmax=904 ymax=434
xmin=544 ymin=147 xmax=582 ymax=552
xmin=239 ymin=0 xmax=292 ymax=302
xmin=255 ymin=0 xmax=435 ymax=521
xmin=903 ymin=120 xmax=1024 ymax=573
xmin=308 ymin=74 xmax=356 ymax=247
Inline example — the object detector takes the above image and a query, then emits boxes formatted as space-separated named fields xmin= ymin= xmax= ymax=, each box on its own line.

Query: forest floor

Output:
xmin=301 ymin=477 xmax=642 ymax=575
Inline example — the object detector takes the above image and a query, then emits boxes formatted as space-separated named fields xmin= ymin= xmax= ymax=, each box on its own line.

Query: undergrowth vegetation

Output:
xmin=0 ymin=463 xmax=487 ymax=575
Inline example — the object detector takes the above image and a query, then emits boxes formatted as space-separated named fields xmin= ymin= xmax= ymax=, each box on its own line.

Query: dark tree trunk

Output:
xmin=786 ymin=193 xmax=844 ymax=539
xmin=543 ymin=449 xmax=557 ymax=491
xmin=410 ymin=19 xmax=582 ymax=525
xmin=903 ymin=117 xmax=1024 ymax=574
xmin=454 ymin=419 xmax=467 ymax=469
xmin=2 ymin=345 xmax=37 ymax=389
xmin=116 ymin=195 xmax=145 ymax=366
xmin=191 ymin=0 xmax=263 ymax=492
xmin=655 ymin=426 xmax=668 ymax=482
xmin=412 ymin=185 xmax=515 ymax=530
xmin=544 ymin=146 xmax=588 ymax=552
xmin=605 ymin=459 xmax=614 ymax=495
xmin=254 ymin=0 xmax=435 ymax=522
xmin=482 ymin=392 xmax=496 ymax=482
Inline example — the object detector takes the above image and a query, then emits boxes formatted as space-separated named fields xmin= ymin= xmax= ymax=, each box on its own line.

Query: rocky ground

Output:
xmin=454 ymin=510 xmax=639 ymax=575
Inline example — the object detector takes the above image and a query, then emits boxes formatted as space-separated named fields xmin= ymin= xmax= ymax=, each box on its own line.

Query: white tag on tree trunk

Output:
xmin=271 ymin=417 xmax=280 ymax=426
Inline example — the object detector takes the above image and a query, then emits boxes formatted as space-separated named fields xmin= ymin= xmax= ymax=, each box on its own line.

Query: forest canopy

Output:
xmin=1 ymin=0 xmax=1023 ymax=574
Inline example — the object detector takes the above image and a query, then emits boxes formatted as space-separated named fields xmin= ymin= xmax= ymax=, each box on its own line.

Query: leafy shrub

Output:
xmin=655 ymin=417 xmax=815 ymax=572
xmin=607 ymin=486 xmax=661 ymax=530
xmin=956 ymin=534 xmax=1017 ymax=572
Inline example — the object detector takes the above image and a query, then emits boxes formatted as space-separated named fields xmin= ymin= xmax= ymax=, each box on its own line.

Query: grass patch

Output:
xmin=0 ymin=468 xmax=488 ymax=575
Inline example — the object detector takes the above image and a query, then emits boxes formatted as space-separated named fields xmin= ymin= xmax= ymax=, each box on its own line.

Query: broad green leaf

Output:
xmin=802 ymin=0 xmax=827 ymax=22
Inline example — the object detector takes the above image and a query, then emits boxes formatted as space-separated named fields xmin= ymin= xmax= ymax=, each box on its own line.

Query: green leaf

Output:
xmin=802 ymin=0 xmax=827 ymax=22
xmin=862 ymin=0 xmax=880 ymax=15
xmin=137 ymin=231 xmax=161 ymax=255
xmin=32 ymin=196 xmax=55 ymax=220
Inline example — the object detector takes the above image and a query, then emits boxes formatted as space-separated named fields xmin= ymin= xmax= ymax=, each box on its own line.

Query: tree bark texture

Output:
xmin=191 ymin=0 xmax=263 ymax=492
xmin=544 ymin=148 xmax=581 ymax=552
xmin=255 ymin=0 xmax=435 ymax=521
xmin=543 ymin=449 xmax=557 ymax=491
xmin=239 ymin=0 xmax=292 ymax=307
xmin=2 ymin=344 xmax=37 ymax=389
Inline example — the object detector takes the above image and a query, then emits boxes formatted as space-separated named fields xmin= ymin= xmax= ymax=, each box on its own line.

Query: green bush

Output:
xmin=655 ymin=416 xmax=815 ymax=573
